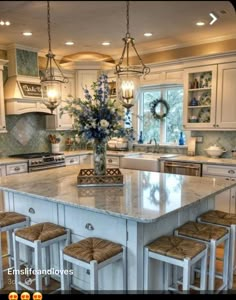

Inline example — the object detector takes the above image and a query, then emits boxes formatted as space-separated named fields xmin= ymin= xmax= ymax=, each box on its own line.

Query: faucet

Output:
xmin=152 ymin=138 xmax=159 ymax=153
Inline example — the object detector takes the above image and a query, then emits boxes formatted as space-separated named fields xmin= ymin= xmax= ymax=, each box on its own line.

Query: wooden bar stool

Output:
xmin=0 ymin=211 xmax=30 ymax=289
xmin=174 ymin=221 xmax=230 ymax=292
xmin=197 ymin=210 xmax=236 ymax=289
xmin=13 ymin=222 xmax=70 ymax=292
xmin=144 ymin=235 xmax=208 ymax=292
xmin=60 ymin=237 xmax=126 ymax=293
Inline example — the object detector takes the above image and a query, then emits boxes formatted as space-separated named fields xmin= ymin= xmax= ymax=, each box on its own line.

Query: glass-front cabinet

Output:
xmin=183 ymin=65 xmax=217 ymax=129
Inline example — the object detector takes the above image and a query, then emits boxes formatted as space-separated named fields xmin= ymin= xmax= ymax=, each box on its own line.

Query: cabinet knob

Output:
xmin=28 ymin=207 xmax=35 ymax=214
xmin=85 ymin=223 xmax=94 ymax=231
xmin=70 ymin=159 xmax=74 ymax=163
xmin=14 ymin=167 xmax=20 ymax=171
xmin=228 ymin=170 xmax=235 ymax=174
xmin=108 ymin=159 xmax=112 ymax=163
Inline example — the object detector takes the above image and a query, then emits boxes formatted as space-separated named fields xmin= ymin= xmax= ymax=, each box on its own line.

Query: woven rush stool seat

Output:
xmin=60 ymin=237 xmax=126 ymax=293
xmin=0 ymin=211 xmax=29 ymax=289
xmin=198 ymin=210 xmax=236 ymax=289
xmin=175 ymin=221 xmax=230 ymax=292
xmin=15 ymin=222 xmax=68 ymax=242
xmin=144 ymin=236 xmax=208 ymax=292
xmin=13 ymin=222 xmax=70 ymax=292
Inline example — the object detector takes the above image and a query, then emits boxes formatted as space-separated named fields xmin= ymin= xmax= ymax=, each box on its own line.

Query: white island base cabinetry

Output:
xmin=203 ymin=164 xmax=236 ymax=214
xmin=1 ymin=167 xmax=235 ymax=292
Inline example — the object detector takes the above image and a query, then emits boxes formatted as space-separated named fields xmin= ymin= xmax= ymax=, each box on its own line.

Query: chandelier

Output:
xmin=115 ymin=1 xmax=150 ymax=110
xmin=40 ymin=0 xmax=68 ymax=114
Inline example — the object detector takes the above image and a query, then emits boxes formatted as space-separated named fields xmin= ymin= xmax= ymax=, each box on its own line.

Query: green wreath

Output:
xmin=150 ymin=98 xmax=170 ymax=120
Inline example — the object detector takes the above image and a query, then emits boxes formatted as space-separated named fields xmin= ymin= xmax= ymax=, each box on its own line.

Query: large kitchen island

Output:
xmin=0 ymin=165 xmax=235 ymax=292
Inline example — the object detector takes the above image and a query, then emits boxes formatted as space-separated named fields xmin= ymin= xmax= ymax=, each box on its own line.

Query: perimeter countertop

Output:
xmin=159 ymin=155 xmax=236 ymax=166
xmin=0 ymin=165 xmax=235 ymax=223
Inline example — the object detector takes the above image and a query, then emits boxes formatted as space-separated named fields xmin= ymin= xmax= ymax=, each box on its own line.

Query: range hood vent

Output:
xmin=4 ymin=45 xmax=51 ymax=115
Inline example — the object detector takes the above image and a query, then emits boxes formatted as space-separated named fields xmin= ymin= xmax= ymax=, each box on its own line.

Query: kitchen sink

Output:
xmin=120 ymin=153 xmax=179 ymax=172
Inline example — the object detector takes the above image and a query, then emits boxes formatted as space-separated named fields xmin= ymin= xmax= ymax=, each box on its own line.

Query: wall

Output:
xmin=0 ymin=113 xmax=78 ymax=157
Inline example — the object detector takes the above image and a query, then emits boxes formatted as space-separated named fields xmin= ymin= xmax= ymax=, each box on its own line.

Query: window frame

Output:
xmin=138 ymin=84 xmax=184 ymax=144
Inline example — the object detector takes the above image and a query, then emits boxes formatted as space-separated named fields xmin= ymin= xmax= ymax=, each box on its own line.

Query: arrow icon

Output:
xmin=209 ymin=12 xmax=218 ymax=25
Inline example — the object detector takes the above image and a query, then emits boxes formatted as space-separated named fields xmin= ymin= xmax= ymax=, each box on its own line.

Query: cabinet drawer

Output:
xmin=106 ymin=156 xmax=120 ymax=167
xmin=80 ymin=154 xmax=91 ymax=165
xmin=202 ymin=164 xmax=236 ymax=178
xmin=65 ymin=156 xmax=80 ymax=166
xmin=6 ymin=163 xmax=28 ymax=175
xmin=65 ymin=206 xmax=126 ymax=245
xmin=13 ymin=194 xmax=58 ymax=224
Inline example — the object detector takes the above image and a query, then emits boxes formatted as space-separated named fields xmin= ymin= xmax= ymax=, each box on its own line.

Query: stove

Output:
xmin=10 ymin=152 xmax=66 ymax=172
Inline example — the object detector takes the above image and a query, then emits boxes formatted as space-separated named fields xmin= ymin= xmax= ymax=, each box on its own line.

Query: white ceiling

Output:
xmin=0 ymin=1 xmax=235 ymax=61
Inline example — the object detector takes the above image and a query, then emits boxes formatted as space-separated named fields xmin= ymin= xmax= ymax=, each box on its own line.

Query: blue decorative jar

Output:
xmin=178 ymin=132 xmax=185 ymax=146
xmin=138 ymin=131 xmax=144 ymax=144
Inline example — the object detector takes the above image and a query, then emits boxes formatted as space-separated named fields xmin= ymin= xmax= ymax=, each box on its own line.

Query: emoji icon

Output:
xmin=8 ymin=292 xmax=18 ymax=300
xmin=33 ymin=292 xmax=43 ymax=300
xmin=20 ymin=292 xmax=30 ymax=300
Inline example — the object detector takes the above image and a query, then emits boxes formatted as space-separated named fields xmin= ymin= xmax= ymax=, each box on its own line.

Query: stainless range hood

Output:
xmin=4 ymin=45 xmax=51 ymax=115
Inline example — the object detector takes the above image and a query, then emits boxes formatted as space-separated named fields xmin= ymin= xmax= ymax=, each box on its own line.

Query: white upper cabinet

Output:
xmin=216 ymin=62 xmax=236 ymax=129
xmin=183 ymin=61 xmax=236 ymax=131
xmin=75 ymin=70 xmax=98 ymax=99
xmin=0 ymin=59 xmax=7 ymax=132
xmin=46 ymin=70 xmax=75 ymax=130
xmin=183 ymin=65 xmax=217 ymax=130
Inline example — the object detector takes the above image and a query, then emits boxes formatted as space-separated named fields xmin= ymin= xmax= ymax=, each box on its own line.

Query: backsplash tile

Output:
xmin=192 ymin=131 xmax=236 ymax=158
xmin=0 ymin=113 xmax=77 ymax=157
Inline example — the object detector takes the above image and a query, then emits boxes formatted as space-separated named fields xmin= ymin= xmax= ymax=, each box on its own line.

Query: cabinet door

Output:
xmin=216 ymin=62 xmax=236 ymax=129
xmin=183 ymin=65 xmax=217 ymax=130
xmin=75 ymin=70 xmax=98 ymax=99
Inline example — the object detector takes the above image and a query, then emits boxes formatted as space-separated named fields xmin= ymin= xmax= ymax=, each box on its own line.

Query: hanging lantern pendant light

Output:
xmin=115 ymin=1 xmax=150 ymax=111
xmin=41 ymin=0 xmax=68 ymax=114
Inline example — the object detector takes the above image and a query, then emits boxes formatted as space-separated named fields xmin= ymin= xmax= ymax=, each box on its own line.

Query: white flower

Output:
xmin=100 ymin=119 xmax=109 ymax=128
xmin=91 ymin=121 xmax=96 ymax=128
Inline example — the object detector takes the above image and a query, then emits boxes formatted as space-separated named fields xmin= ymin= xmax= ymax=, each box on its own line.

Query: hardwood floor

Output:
xmin=0 ymin=233 xmax=236 ymax=294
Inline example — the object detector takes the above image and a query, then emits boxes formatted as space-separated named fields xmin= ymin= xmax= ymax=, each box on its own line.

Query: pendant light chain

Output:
xmin=126 ymin=0 xmax=130 ymax=37
xmin=47 ymin=0 xmax=52 ymax=53
xmin=41 ymin=0 xmax=68 ymax=113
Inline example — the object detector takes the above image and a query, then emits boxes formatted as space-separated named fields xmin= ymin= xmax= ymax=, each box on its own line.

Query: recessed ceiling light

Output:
xmin=102 ymin=42 xmax=110 ymax=46
xmin=144 ymin=33 xmax=152 ymax=37
xmin=65 ymin=41 xmax=74 ymax=46
xmin=196 ymin=21 xmax=205 ymax=26
xmin=23 ymin=32 xmax=32 ymax=36
xmin=0 ymin=20 xmax=10 ymax=26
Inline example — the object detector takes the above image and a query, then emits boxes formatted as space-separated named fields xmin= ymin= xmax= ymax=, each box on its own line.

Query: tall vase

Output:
xmin=93 ymin=139 xmax=107 ymax=175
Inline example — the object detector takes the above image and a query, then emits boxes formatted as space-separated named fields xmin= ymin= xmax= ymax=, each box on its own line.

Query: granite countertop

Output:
xmin=0 ymin=165 xmax=235 ymax=223
xmin=1 ymin=151 xmax=236 ymax=167
xmin=159 ymin=155 xmax=236 ymax=166
xmin=63 ymin=150 xmax=139 ymax=157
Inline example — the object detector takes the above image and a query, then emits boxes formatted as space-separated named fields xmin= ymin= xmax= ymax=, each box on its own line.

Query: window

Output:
xmin=138 ymin=85 xmax=183 ymax=144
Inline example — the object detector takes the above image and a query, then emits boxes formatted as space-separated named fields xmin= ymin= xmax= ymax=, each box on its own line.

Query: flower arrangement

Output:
xmin=61 ymin=73 xmax=125 ymax=175
xmin=61 ymin=74 xmax=125 ymax=143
